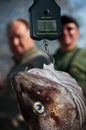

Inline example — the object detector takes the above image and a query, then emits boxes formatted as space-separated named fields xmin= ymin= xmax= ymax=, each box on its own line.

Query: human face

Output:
xmin=58 ymin=23 xmax=79 ymax=50
xmin=8 ymin=21 xmax=30 ymax=56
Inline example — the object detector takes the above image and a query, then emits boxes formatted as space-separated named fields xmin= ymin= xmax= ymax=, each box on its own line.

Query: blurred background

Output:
xmin=0 ymin=0 xmax=86 ymax=81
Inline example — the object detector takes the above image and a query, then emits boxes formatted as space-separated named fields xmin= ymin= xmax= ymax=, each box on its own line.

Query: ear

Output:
xmin=76 ymin=28 xmax=79 ymax=38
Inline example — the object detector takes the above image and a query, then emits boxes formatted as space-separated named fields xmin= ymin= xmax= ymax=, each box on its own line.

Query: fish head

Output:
xmin=12 ymin=70 xmax=79 ymax=130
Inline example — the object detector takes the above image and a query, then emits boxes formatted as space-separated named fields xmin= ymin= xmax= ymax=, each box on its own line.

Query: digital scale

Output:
xmin=29 ymin=0 xmax=62 ymax=40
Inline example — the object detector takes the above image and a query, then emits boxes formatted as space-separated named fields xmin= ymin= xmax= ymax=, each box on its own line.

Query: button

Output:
xmin=44 ymin=9 xmax=50 ymax=15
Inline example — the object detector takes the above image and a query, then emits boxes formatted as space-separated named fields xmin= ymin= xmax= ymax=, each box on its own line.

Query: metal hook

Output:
xmin=43 ymin=39 xmax=55 ymax=64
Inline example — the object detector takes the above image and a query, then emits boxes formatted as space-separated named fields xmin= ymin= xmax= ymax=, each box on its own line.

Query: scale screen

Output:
xmin=38 ymin=20 xmax=57 ymax=32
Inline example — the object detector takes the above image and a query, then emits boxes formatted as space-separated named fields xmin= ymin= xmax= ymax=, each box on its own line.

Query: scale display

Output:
xmin=38 ymin=20 xmax=56 ymax=32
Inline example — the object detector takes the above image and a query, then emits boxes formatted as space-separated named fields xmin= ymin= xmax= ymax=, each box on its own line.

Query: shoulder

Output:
xmin=71 ymin=48 xmax=86 ymax=71
xmin=29 ymin=54 xmax=51 ymax=68
xmin=35 ymin=49 xmax=52 ymax=64
xmin=53 ymin=48 xmax=61 ymax=57
xmin=79 ymin=48 xmax=86 ymax=54
xmin=77 ymin=48 xmax=86 ymax=59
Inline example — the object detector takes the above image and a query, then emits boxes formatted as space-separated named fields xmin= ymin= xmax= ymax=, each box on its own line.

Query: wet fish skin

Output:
xmin=12 ymin=64 xmax=86 ymax=130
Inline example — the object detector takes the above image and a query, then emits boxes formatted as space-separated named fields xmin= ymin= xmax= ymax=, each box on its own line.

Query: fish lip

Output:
xmin=11 ymin=73 xmax=29 ymax=96
xmin=12 ymin=72 xmax=61 ymax=101
xmin=12 ymin=72 xmax=44 ymax=94
xmin=11 ymin=73 xmax=22 ymax=93
xmin=12 ymin=73 xmax=34 ymax=108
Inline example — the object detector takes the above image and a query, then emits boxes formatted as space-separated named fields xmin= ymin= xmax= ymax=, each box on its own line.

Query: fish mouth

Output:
xmin=12 ymin=73 xmax=31 ymax=99
xmin=12 ymin=72 xmax=45 ymax=95
xmin=12 ymin=72 xmax=31 ymax=93
xmin=11 ymin=73 xmax=40 ymax=119
xmin=11 ymin=72 xmax=47 ymax=104
xmin=11 ymin=73 xmax=44 ymax=129
xmin=11 ymin=72 xmax=60 ymax=104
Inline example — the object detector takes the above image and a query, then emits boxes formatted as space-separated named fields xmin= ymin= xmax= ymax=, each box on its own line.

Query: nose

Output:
xmin=62 ymin=28 xmax=69 ymax=35
xmin=12 ymin=37 xmax=19 ymax=46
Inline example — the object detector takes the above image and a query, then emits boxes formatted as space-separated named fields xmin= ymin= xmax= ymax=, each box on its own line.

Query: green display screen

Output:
xmin=38 ymin=20 xmax=57 ymax=32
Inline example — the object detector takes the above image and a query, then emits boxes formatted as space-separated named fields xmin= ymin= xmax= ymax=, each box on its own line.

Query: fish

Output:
xmin=11 ymin=63 xmax=86 ymax=130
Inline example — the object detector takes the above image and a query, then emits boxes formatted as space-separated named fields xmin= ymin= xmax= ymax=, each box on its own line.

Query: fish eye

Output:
xmin=33 ymin=102 xmax=44 ymax=114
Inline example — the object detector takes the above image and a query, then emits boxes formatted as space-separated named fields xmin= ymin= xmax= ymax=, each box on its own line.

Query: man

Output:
xmin=53 ymin=15 xmax=86 ymax=130
xmin=0 ymin=18 xmax=50 ymax=130
xmin=7 ymin=18 xmax=50 ymax=74
xmin=53 ymin=15 xmax=86 ymax=97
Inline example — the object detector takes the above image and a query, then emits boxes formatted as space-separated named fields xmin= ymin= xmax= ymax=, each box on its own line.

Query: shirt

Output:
xmin=53 ymin=46 xmax=86 ymax=97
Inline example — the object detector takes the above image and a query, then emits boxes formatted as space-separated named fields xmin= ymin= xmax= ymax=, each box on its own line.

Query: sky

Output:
xmin=0 ymin=0 xmax=86 ymax=78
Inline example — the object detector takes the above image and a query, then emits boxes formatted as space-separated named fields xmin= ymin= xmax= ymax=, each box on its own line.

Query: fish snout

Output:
xmin=11 ymin=73 xmax=25 ymax=93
